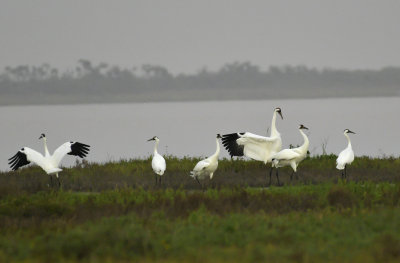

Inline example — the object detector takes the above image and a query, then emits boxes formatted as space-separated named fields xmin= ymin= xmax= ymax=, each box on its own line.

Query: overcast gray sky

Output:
xmin=1 ymin=0 xmax=399 ymax=74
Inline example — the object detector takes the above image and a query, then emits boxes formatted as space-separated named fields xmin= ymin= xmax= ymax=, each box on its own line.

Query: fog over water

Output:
xmin=0 ymin=97 xmax=398 ymax=171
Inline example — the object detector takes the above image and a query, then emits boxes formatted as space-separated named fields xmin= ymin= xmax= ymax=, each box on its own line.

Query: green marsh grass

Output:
xmin=0 ymin=156 xmax=399 ymax=262
xmin=1 ymin=155 xmax=400 ymax=193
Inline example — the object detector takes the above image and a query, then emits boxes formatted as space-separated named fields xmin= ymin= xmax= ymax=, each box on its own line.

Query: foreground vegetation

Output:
xmin=0 ymin=156 xmax=399 ymax=262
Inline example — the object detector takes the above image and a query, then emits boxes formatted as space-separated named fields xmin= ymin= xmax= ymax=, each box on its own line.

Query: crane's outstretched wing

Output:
xmin=221 ymin=133 xmax=245 ymax=157
xmin=8 ymin=147 xmax=46 ymax=171
xmin=272 ymin=149 xmax=300 ymax=162
xmin=52 ymin=141 xmax=90 ymax=166
xmin=236 ymin=132 xmax=281 ymax=163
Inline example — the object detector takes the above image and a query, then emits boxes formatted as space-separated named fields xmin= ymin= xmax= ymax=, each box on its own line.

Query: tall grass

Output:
xmin=0 ymin=156 xmax=400 ymax=262
xmin=0 ymin=184 xmax=399 ymax=262
xmin=0 ymin=155 xmax=399 ymax=193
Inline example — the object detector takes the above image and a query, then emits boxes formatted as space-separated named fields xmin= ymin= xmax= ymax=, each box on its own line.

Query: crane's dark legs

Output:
xmin=159 ymin=175 xmax=162 ymax=185
xmin=290 ymin=171 xmax=295 ymax=181
xmin=49 ymin=174 xmax=53 ymax=187
xmin=195 ymin=177 xmax=205 ymax=191
xmin=268 ymin=166 xmax=274 ymax=186
xmin=56 ymin=173 xmax=61 ymax=188
xmin=154 ymin=174 xmax=158 ymax=185
xmin=276 ymin=169 xmax=281 ymax=186
xmin=196 ymin=177 xmax=201 ymax=187
xmin=344 ymin=165 xmax=347 ymax=179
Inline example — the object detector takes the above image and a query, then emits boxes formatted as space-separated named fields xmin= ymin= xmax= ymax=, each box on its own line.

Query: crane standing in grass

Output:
xmin=148 ymin=136 xmax=166 ymax=185
xmin=190 ymin=134 xmax=222 ymax=189
xmin=221 ymin=107 xmax=283 ymax=184
xmin=271 ymin=124 xmax=310 ymax=185
xmin=336 ymin=129 xmax=355 ymax=179
xmin=8 ymin=133 xmax=90 ymax=187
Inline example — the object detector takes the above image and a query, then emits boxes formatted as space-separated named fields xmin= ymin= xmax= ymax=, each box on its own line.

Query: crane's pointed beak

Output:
xmin=348 ymin=130 xmax=356 ymax=134
xmin=278 ymin=111 xmax=283 ymax=120
xmin=147 ymin=138 xmax=154 ymax=141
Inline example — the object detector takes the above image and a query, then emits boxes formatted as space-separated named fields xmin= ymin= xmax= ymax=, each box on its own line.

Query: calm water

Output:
xmin=0 ymin=97 xmax=398 ymax=171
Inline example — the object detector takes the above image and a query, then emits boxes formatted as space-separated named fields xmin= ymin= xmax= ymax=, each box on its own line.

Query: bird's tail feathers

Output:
xmin=48 ymin=168 xmax=63 ymax=174
xmin=336 ymin=163 xmax=345 ymax=170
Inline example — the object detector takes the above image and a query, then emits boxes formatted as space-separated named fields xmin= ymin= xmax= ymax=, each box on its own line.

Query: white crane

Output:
xmin=8 ymin=133 xmax=90 ymax=187
xmin=147 ymin=136 xmax=166 ymax=185
xmin=221 ymin=107 xmax=283 ymax=182
xmin=190 ymin=134 xmax=221 ymax=189
xmin=271 ymin=124 xmax=310 ymax=185
xmin=336 ymin=129 xmax=355 ymax=179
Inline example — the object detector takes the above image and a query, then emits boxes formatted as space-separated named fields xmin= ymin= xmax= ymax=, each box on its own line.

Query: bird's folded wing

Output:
xmin=236 ymin=132 xmax=280 ymax=162
xmin=193 ymin=160 xmax=210 ymax=172
xmin=153 ymin=154 xmax=166 ymax=171
xmin=272 ymin=149 xmax=300 ymax=161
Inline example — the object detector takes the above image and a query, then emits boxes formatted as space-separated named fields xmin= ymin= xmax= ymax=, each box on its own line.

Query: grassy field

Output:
xmin=0 ymin=156 xmax=400 ymax=262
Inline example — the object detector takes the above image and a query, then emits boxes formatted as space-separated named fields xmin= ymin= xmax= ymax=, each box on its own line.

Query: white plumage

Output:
xmin=236 ymin=132 xmax=282 ymax=163
xmin=336 ymin=129 xmax=355 ymax=178
xmin=271 ymin=124 xmax=310 ymax=184
xmin=221 ymin=107 xmax=283 ymax=164
xmin=148 ymin=136 xmax=166 ymax=184
xmin=190 ymin=134 xmax=221 ymax=187
xmin=8 ymin=133 xmax=90 ymax=186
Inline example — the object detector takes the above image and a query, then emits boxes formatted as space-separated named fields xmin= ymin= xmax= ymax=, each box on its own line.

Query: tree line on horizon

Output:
xmin=0 ymin=60 xmax=399 ymax=103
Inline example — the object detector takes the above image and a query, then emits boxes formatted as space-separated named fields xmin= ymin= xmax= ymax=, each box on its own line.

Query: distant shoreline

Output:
xmin=1 ymin=62 xmax=399 ymax=106
xmin=0 ymin=93 xmax=398 ymax=107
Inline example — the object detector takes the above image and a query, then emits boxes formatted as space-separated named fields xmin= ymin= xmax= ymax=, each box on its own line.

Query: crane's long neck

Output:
xmin=270 ymin=111 xmax=279 ymax=137
xmin=210 ymin=138 xmax=220 ymax=160
xmin=43 ymin=138 xmax=50 ymax=157
xmin=344 ymin=133 xmax=352 ymax=149
xmin=298 ymin=129 xmax=309 ymax=154
xmin=153 ymin=140 xmax=159 ymax=155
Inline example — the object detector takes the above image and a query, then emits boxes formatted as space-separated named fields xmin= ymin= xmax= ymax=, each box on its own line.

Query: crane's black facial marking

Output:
xmin=216 ymin=134 xmax=222 ymax=139
xmin=299 ymin=124 xmax=309 ymax=130
xmin=275 ymin=107 xmax=283 ymax=119
xmin=345 ymin=129 xmax=356 ymax=134
xmin=39 ymin=133 xmax=46 ymax=139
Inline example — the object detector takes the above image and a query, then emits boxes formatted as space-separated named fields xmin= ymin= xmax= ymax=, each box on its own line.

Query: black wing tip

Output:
xmin=68 ymin=142 xmax=91 ymax=158
xmin=8 ymin=151 xmax=30 ymax=171
xmin=221 ymin=132 xmax=245 ymax=157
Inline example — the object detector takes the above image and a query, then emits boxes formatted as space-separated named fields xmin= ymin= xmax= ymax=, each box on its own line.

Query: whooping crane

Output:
xmin=336 ymin=129 xmax=355 ymax=179
xmin=271 ymin=124 xmax=309 ymax=185
xmin=190 ymin=134 xmax=221 ymax=189
xmin=147 ymin=136 xmax=166 ymax=185
xmin=221 ymin=107 xmax=283 ymax=182
xmin=8 ymin=133 xmax=90 ymax=187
